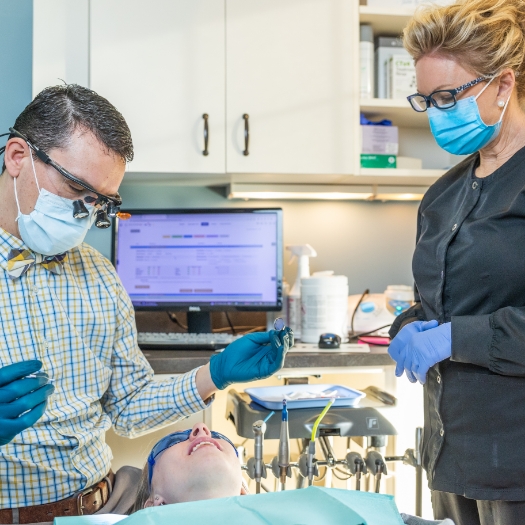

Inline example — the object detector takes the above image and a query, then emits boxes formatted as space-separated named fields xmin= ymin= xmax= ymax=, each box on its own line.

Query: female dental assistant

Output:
xmin=387 ymin=1 xmax=525 ymax=524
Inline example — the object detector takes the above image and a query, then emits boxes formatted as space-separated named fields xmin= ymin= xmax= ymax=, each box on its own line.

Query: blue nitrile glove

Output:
xmin=0 ymin=360 xmax=55 ymax=446
xmin=403 ymin=322 xmax=452 ymax=385
xmin=388 ymin=320 xmax=439 ymax=382
xmin=209 ymin=328 xmax=294 ymax=390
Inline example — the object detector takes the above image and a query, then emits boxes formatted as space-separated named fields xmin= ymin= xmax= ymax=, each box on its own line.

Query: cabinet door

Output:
xmin=90 ymin=0 xmax=225 ymax=174
xmin=226 ymin=0 xmax=359 ymax=175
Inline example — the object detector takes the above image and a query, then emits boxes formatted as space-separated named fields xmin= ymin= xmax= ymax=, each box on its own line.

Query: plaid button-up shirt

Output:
xmin=0 ymin=228 xmax=209 ymax=507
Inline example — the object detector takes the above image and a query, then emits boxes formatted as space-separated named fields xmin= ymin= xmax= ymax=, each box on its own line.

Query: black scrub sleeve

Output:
xmin=452 ymin=306 xmax=525 ymax=377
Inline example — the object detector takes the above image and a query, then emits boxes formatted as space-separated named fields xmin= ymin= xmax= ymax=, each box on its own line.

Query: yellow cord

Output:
xmin=310 ymin=398 xmax=335 ymax=442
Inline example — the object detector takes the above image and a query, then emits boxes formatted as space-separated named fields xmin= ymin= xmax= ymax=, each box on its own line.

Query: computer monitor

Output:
xmin=112 ymin=208 xmax=283 ymax=333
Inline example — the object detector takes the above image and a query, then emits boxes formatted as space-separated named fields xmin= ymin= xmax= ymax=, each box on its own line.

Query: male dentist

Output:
xmin=0 ymin=85 xmax=292 ymax=523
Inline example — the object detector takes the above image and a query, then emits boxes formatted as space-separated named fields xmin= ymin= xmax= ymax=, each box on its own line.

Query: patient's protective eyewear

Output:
xmin=147 ymin=429 xmax=239 ymax=486
xmin=0 ymin=127 xmax=130 ymax=228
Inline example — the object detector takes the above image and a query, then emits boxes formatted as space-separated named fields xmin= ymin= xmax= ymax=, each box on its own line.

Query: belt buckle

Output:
xmin=76 ymin=487 xmax=94 ymax=516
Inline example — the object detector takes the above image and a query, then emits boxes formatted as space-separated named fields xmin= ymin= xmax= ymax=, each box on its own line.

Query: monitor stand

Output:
xmin=187 ymin=311 xmax=212 ymax=334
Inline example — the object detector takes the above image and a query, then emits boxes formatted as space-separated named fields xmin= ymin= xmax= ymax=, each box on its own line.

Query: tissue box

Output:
xmin=360 ymin=155 xmax=397 ymax=168
xmin=361 ymin=125 xmax=399 ymax=155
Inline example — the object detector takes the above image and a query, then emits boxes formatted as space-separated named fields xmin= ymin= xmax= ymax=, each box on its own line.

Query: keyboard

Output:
xmin=137 ymin=331 xmax=243 ymax=350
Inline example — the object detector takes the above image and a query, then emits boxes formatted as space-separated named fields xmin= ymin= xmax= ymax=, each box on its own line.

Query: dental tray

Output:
xmin=244 ymin=384 xmax=366 ymax=410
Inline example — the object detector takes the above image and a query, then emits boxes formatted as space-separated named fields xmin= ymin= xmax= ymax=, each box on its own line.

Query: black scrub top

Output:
xmin=389 ymin=145 xmax=525 ymax=501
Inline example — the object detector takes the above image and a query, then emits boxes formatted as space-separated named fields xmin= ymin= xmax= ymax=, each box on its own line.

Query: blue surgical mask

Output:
xmin=14 ymin=153 xmax=96 ymax=256
xmin=428 ymin=76 xmax=510 ymax=155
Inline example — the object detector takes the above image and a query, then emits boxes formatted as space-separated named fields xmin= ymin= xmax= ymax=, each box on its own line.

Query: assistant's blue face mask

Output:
xmin=428 ymin=76 xmax=510 ymax=156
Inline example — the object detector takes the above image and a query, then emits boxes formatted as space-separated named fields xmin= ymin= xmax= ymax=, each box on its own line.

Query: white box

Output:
xmin=361 ymin=125 xmax=399 ymax=155
xmin=375 ymin=37 xmax=410 ymax=99
xmin=387 ymin=54 xmax=416 ymax=100
xmin=397 ymin=156 xmax=423 ymax=169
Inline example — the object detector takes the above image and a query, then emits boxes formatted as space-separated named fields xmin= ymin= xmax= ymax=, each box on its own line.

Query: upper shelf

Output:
xmin=359 ymin=6 xmax=414 ymax=36
xmin=360 ymin=98 xmax=428 ymax=128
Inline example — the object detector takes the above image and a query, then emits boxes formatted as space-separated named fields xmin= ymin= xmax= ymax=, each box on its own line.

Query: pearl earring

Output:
xmin=498 ymin=100 xmax=505 ymax=108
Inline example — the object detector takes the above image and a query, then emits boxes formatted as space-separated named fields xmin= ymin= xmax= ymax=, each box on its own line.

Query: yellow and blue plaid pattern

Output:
xmin=0 ymin=228 xmax=209 ymax=508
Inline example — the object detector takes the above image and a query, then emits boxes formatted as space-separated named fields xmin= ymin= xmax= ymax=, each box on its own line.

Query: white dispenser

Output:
xmin=301 ymin=272 xmax=349 ymax=344
xmin=348 ymin=285 xmax=414 ymax=337
xmin=286 ymin=244 xmax=317 ymax=339
xmin=360 ymin=24 xmax=374 ymax=99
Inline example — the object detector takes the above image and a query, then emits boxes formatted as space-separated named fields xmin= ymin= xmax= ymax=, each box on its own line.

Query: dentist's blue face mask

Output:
xmin=14 ymin=152 xmax=96 ymax=256
xmin=428 ymin=76 xmax=510 ymax=156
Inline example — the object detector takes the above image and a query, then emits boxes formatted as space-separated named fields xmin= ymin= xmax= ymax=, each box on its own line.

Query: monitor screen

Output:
xmin=112 ymin=208 xmax=283 ymax=311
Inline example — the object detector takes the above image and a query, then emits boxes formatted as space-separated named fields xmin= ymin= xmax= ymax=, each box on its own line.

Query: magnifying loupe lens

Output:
xmin=72 ymin=199 xmax=89 ymax=219
xmin=274 ymin=317 xmax=285 ymax=331
xmin=95 ymin=209 xmax=111 ymax=228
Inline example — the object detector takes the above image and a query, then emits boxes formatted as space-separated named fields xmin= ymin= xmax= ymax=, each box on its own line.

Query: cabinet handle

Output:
xmin=243 ymin=113 xmax=250 ymax=156
xmin=202 ymin=113 xmax=209 ymax=156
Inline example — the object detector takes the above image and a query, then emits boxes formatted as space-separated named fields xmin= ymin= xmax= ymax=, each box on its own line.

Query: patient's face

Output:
xmin=146 ymin=423 xmax=243 ymax=506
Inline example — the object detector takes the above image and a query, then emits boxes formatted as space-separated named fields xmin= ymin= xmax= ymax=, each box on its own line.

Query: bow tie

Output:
xmin=6 ymin=248 xmax=68 ymax=280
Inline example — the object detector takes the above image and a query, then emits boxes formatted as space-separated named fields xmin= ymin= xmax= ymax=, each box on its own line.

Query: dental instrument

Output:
xmin=345 ymin=452 xmax=366 ymax=490
xmin=278 ymin=400 xmax=291 ymax=490
xmin=307 ymin=398 xmax=334 ymax=486
xmin=255 ymin=411 xmax=274 ymax=494
xmin=365 ymin=450 xmax=387 ymax=493
xmin=274 ymin=317 xmax=285 ymax=331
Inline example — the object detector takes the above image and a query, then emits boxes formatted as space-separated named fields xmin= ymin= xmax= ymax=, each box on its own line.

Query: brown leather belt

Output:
xmin=0 ymin=471 xmax=115 ymax=524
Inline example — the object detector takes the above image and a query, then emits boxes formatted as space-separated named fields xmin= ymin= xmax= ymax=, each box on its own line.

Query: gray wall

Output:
xmin=0 ymin=0 xmax=32 ymax=134
xmin=85 ymin=183 xmax=419 ymax=294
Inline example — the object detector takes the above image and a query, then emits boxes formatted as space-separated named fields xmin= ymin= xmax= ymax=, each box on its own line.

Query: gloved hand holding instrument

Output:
xmin=210 ymin=328 xmax=294 ymax=390
xmin=0 ymin=360 xmax=55 ymax=446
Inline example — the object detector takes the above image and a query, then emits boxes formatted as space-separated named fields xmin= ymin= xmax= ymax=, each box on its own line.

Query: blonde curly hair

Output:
xmin=403 ymin=0 xmax=525 ymax=98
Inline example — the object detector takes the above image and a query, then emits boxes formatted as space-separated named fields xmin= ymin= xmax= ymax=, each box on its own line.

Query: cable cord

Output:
xmin=332 ymin=467 xmax=352 ymax=480
xmin=167 ymin=311 xmax=263 ymax=335
xmin=224 ymin=311 xmax=237 ymax=335
xmin=350 ymin=288 xmax=369 ymax=335
xmin=349 ymin=288 xmax=392 ymax=342
xmin=166 ymin=311 xmax=188 ymax=331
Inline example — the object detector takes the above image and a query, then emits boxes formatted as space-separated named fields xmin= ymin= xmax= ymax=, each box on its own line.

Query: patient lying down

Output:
xmin=132 ymin=423 xmax=453 ymax=525
xmin=133 ymin=423 xmax=247 ymax=510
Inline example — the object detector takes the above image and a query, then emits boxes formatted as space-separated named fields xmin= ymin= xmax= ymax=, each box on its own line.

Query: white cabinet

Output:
xmin=88 ymin=0 xmax=359 ymax=177
xmin=225 ymin=0 xmax=359 ymax=175
xmin=90 ymin=0 xmax=226 ymax=174
xmin=32 ymin=0 xmax=90 ymax=96
xmin=33 ymin=1 xmax=448 ymax=192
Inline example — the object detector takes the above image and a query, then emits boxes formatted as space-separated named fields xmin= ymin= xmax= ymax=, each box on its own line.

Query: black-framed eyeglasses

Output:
xmin=147 ymin=429 xmax=238 ymax=486
xmin=407 ymin=76 xmax=491 ymax=113
xmin=0 ymin=127 xmax=130 ymax=228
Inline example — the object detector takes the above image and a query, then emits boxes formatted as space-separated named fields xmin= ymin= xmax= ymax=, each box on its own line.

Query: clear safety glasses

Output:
xmin=407 ymin=76 xmax=490 ymax=112
xmin=0 ymin=127 xmax=130 ymax=228
xmin=147 ymin=429 xmax=239 ymax=486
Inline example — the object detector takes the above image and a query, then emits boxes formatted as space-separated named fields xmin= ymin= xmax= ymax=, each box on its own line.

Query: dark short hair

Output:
xmin=2 ymin=84 xmax=133 ymax=172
